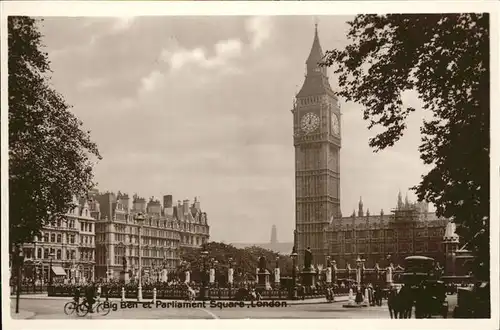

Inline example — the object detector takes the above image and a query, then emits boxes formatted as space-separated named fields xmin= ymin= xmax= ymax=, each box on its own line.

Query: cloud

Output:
xmin=160 ymin=38 xmax=243 ymax=71
xmin=245 ymin=16 xmax=273 ymax=50
xmin=77 ymin=77 xmax=107 ymax=90
xmin=138 ymin=38 xmax=244 ymax=94
xmin=111 ymin=17 xmax=136 ymax=32
xmin=139 ymin=70 xmax=164 ymax=94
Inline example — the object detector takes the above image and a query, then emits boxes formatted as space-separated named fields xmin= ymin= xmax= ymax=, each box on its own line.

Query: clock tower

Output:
xmin=292 ymin=25 xmax=341 ymax=266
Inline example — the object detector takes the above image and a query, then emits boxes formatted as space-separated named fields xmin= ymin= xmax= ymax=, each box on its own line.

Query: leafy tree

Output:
xmin=9 ymin=17 xmax=101 ymax=249
xmin=321 ymin=14 xmax=489 ymax=281
xmin=177 ymin=242 xmax=292 ymax=283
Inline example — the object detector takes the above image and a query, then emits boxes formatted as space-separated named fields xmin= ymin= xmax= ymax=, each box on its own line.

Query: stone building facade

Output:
xmin=21 ymin=196 xmax=97 ymax=284
xmin=324 ymin=194 xmax=448 ymax=268
xmin=293 ymin=24 xmax=342 ymax=266
xmin=92 ymin=190 xmax=210 ymax=281
xmin=293 ymin=25 xmax=449 ymax=267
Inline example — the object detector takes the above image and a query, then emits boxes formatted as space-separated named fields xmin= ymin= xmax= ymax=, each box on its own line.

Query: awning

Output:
xmin=52 ymin=266 xmax=67 ymax=276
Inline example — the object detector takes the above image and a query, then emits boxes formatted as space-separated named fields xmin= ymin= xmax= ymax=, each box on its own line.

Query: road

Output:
xmin=11 ymin=295 xmax=457 ymax=319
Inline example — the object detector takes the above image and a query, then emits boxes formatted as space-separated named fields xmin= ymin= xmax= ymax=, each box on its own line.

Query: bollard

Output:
xmin=153 ymin=288 xmax=157 ymax=305
xmin=121 ymin=287 xmax=125 ymax=302
xmin=348 ymin=288 xmax=354 ymax=304
xmin=364 ymin=288 xmax=369 ymax=305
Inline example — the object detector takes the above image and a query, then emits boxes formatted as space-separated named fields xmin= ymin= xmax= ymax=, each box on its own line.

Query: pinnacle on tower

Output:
xmin=358 ymin=196 xmax=364 ymax=217
xmin=296 ymin=23 xmax=332 ymax=98
xmin=405 ymin=193 xmax=410 ymax=208
xmin=397 ymin=190 xmax=403 ymax=209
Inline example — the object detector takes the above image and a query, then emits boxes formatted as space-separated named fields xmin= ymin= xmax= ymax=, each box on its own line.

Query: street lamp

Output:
xmin=356 ymin=256 xmax=365 ymax=286
xmin=15 ymin=246 xmax=25 ymax=314
xmin=134 ymin=212 xmax=146 ymax=301
xmin=290 ymin=250 xmax=298 ymax=299
xmin=48 ymin=252 xmax=55 ymax=286
xmin=200 ymin=249 xmax=209 ymax=300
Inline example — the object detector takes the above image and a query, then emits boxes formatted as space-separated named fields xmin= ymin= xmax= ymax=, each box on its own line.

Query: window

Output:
xmin=51 ymin=234 xmax=55 ymax=242
xmin=345 ymin=231 xmax=352 ymax=240
xmin=56 ymin=249 xmax=61 ymax=260
xmin=44 ymin=233 xmax=49 ymax=242
xmin=81 ymin=222 xmax=84 ymax=231
xmin=415 ymin=241 xmax=425 ymax=252
xmin=57 ymin=234 xmax=62 ymax=243
xmin=70 ymin=235 xmax=75 ymax=244
xmin=89 ymin=223 xmax=92 ymax=232
xmin=66 ymin=235 xmax=70 ymax=244
xmin=38 ymin=248 xmax=42 ymax=259
xmin=44 ymin=248 xmax=49 ymax=259
xmin=66 ymin=250 xmax=70 ymax=259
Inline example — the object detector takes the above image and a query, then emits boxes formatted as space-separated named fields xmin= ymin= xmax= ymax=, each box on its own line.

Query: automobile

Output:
xmin=453 ymin=281 xmax=490 ymax=318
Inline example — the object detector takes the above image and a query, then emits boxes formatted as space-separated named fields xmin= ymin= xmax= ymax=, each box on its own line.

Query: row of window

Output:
xmin=47 ymin=219 xmax=76 ymax=229
xmin=336 ymin=241 xmax=443 ymax=254
xmin=114 ymin=247 xmax=177 ymax=258
xmin=338 ymin=228 xmax=445 ymax=240
xmin=26 ymin=247 xmax=94 ymax=261
xmin=40 ymin=232 xmax=77 ymax=244
xmin=80 ymin=221 xmax=93 ymax=233
xmin=111 ymin=257 xmax=176 ymax=268
xmin=113 ymin=223 xmax=206 ymax=237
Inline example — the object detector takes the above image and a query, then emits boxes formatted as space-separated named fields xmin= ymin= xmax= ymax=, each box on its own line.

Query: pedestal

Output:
xmin=120 ymin=270 xmax=130 ymax=284
xmin=256 ymin=270 xmax=271 ymax=290
xmin=300 ymin=269 xmax=317 ymax=289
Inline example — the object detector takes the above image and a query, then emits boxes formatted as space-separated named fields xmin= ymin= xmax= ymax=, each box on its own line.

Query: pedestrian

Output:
xmin=85 ymin=283 xmax=96 ymax=313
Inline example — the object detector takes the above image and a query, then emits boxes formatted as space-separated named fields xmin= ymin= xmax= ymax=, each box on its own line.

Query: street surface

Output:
xmin=11 ymin=295 xmax=457 ymax=319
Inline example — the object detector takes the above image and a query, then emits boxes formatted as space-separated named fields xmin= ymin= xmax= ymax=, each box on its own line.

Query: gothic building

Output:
xmin=293 ymin=24 xmax=341 ymax=266
xmin=293 ymin=25 xmax=449 ymax=267
xmin=324 ymin=193 xmax=449 ymax=268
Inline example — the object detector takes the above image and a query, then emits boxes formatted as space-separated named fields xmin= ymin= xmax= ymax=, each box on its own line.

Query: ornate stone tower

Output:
xmin=270 ymin=225 xmax=278 ymax=245
xmin=292 ymin=24 xmax=341 ymax=266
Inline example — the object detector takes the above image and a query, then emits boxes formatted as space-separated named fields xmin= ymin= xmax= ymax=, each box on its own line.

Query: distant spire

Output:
xmin=405 ymin=193 xmax=410 ymax=208
xmin=358 ymin=197 xmax=364 ymax=217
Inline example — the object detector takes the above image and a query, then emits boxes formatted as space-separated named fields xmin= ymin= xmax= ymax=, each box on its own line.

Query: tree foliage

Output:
xmin=178 ymin=242 xmax=293 ymax=283
xmin=321 ymin=14 xmax=489 ymax=280
xmin=8 ymin=17 xmax=101 ymax=247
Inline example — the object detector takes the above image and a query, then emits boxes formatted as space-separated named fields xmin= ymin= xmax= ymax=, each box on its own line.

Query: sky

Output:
xmin=38 ymin=16 xmax=433 ymax=244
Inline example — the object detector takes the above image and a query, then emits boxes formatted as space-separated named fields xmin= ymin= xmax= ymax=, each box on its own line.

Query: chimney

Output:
xmin=194 ymin=196 xmax=201 ymax=211
xmin=163 ymin=195 xmax=173 ymax=208
xmin=183 ymin=199 xmax=190 ymax=214
xmin=163 ymin=195 xmax=173 ymax=216
xmin=177 ymin=200 xmax=183 ymax=221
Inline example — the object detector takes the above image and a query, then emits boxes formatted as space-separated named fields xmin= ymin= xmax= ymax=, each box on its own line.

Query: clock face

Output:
xmin=301 ymin=112 xmax=320 ymax=134
xmin=331 ymin=113 xmax=340 ymax=135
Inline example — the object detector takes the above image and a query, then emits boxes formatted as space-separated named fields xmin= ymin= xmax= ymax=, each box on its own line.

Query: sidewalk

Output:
xmin=11 ymin=294 xmax=349 ymax=305
xmin=10 ymin=309 xmax=36 ymax=320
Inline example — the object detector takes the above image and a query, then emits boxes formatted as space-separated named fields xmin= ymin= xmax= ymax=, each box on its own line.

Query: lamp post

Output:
xmin=200 ymin=249 xmax=209 ymax=300
xmin=356 ymin=256 xmax=365 ymax=286
xmin=48 ymin=252 xmax=55 ymax=286
xmin=134 ymin=212 xmax=145 ymax=301
xmin=15 ymin=245 xmax=25 ymax=314
xmin=290 ymin=250 xmax=298 ymax=299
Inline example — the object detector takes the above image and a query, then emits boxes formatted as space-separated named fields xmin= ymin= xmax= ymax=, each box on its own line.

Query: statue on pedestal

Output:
xmin=122 ymin=256 xmax=127 ymax=271
xmin=304 ymin=247 xmax=313 ymax=271
xmin=258 ymin=256 xmax=267 ymax=272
